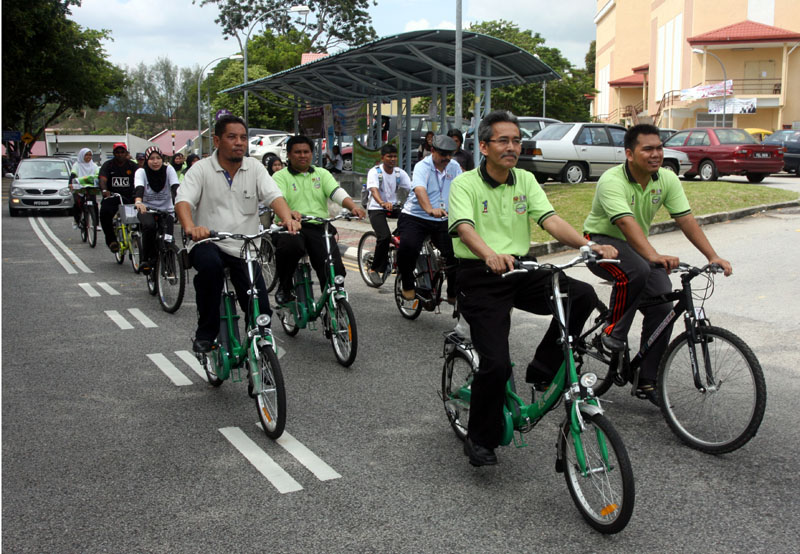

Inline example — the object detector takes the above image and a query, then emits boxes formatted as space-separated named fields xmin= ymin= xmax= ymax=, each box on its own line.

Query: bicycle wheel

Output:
xmin=357 ymin=231 xmax=389 ymax=288
xmin=114 ymin=244 xmax=125 ymax=264
xmin=259 ymin=237 xmax=279 ymax=293
xmin=157 ymin=245 xmax=186 ymax=313
xmin=130 ymin=232 xmax=142 ymax=273
xmin=558 ymin=414 xmax=635 ymax=534
xmin=279 ymin=306 xmax=300 ymax=337
xmin=328 ymin=298 xmax=358 ymax=367
xmin=146 ymin=264 xmax=158 ymax=295
xmin=658 ymin=325 xmax=766 ymax=454
xmin=254 ymin=343 xmax=286 ymax=439
xmin=79 ymin=209 xmax=88 ymax=243
xmin=575 ymin=300 xmax=617 ymax=397
xmin=87 ymin=205 xmax=98 ymax=248
xmin=441 ymin=349 xmax=475 ymax=441
xmin=202 ymin=349 xmax=224 ymax=387
xmin=394 ymin=274 xmax=422 ymax=320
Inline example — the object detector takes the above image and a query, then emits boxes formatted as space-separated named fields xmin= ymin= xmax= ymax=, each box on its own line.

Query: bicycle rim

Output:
xmin=130 ymin=233 xmax=142 ymax=273
xmin=157 ymin=246 xmax=185 ymax=313
xmin=329 ymin=299 xmax=357 ymax=367
xmin=203 ymin=350 xmax=223 ymax=386
xmin=79 ymin=212 xmax=88 ymax=242
xmin=358 ymin=232 xmax=385 ymax=288
xmin=394 ymin=274 xmax=422 ymax=320
xmin=260 ymin=238 xmax=279 ymax=293
xmin=87 ymin=208 xmax=98 ymax=247
xmin=560 ymin=414 xmax=635 ymax=534
xmin=442 ymin=350 xmax=474 ymax=441
xmin=255 ymin=343 xmax=286 ymax=439
xmin=658 ymin=326 xmax=766 ymax=454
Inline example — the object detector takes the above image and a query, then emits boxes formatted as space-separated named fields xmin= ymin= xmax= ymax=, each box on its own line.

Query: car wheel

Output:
xmin=661 ymin=160 xmax=679 ymax=174
xmin=698 ymin=160 xmax=718 ymax=182
xmin=746 ymin=172 xmax=767 ymax=183
xmin=561 ymin=162 xmax=586 ymax=184
xmin=262 ymin=153 xmax=271 ymax=165
xmin=533 ymin=172 xmax=549 ymax=184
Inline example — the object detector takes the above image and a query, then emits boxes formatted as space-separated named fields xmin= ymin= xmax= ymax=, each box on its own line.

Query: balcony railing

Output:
xmin=703 ymin=78 xmax=782 ymax=95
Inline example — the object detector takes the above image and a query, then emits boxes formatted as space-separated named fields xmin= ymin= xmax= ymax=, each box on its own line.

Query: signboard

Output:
xmin=298 ymin=107 xmax=325 ymax=139
xmin=2 ymin=131 xmax=22 ymax=142
xmin=21 ymin=132 xmax=35 ymax=144
xmin=680 ymin=80 xmax=733 ymax=101
xmin=332 ymin=102 xmax=368 ymax=136
xmin=352 ymin=137 xmax=398 ymax=175
xmin=709 ymin=97 xmax=757 ymax=115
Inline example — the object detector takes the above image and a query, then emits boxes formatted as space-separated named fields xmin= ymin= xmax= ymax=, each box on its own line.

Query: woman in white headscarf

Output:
xmin=70 ymin=148 xmax=99 ymax=229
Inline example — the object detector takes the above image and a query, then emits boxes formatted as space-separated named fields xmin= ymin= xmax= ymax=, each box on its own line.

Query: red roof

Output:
xmin=2 ymin=142 xmax=47 ymax=157
xmin=609 ymin=74 xmax=644 ymax=87
xmin=688 ymin=20 xmax=800 ymax=45
xmin=301 ymin=52 xmax=329 ymax=64
xmin=631 ymin=63 xmax=649 ymax=73
xmin=148 ymin=129 xmax=198 ymax=154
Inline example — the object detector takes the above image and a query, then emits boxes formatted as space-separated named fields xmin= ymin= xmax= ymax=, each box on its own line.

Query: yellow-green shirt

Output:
xmin=272 ymin=165 xmax=340 ymax=222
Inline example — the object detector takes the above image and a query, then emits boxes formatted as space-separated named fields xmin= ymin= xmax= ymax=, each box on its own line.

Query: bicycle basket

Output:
xmin=118 ymin=204 xmax=140 ymax=224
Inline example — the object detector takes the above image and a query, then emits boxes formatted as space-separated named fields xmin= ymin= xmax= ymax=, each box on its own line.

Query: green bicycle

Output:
xmin=441 ymin=247 xmax=635 ymax=534
xmin=275 ymin=214 xmax=358 ymax=367
xmin=194 ymin=228 xmax=286 ymax=439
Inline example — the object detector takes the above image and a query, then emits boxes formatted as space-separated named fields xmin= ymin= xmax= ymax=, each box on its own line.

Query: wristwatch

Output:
xmin=586 ymin=241 xmax=597 ymax=247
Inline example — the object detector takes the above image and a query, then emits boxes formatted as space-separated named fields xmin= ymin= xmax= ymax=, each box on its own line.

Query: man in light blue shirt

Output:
xmin=396 ymin=135 xmax=462 ymax=303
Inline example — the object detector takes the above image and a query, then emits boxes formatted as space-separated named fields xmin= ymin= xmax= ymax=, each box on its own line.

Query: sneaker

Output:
xmin=635 ymin=379 xmax=660 ymax=406
xmin=192 ymin=338 xmax=214 ymax=353
xmin=72 ymin=222 xmax=80 ymax=230
xmin=109 ymin=242 xmax=120 ymax=253
xmin=401 ymin=288 xmax=415 ymax=301
xmin=601 ymin=333 xmax=625 ymax=352
xmin=275 ymin=289 xmax=296 ymax=306
xmin=464 ymin=437 xmax=498 ymax=467
xmin=367 ymin=269 xmax=382 ymax=284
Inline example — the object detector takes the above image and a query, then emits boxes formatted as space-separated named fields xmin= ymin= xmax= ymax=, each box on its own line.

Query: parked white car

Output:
xmin=249 ymin=133 xmax=289 ymax=165
xmin=521 ymin=122 xmax=691 ymax=184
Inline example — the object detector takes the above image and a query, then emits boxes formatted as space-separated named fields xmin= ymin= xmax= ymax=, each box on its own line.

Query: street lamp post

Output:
xmin=125 ymin=116 xmax=130 ymax=149
xmin=197 ymin=54 xmax=243 ymax=156
xmin=242 ymin=5 xmax=310 ymax=131
xmin=693 ymin=48 xmax=728 ymax=127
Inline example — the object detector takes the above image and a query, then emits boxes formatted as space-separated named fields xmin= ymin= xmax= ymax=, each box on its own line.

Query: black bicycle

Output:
xmin=574 ymin=262 xmax=766 ymax=454
xmin=143 ymin=208 xmax=188 ymax=313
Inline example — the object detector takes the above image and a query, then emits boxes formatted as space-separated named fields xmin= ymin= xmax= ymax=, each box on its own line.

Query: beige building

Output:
xmin=592 ymin=0 xmax=800 ymax=131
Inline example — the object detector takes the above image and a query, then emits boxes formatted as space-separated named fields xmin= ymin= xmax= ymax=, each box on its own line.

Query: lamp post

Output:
xmin=242 ymin=4 xmax=310 ymax=131
xmin=693 ymin=48 xmax=728 ymax=127
xmin=125 ymin=116 xmax=130 ymax=149
xmin=197 ymin=54 xmax=243 ymax=156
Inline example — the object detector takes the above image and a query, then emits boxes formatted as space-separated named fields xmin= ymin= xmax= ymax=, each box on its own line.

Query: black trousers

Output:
xmin=100 ymin=195 xmax=133 ymax=247
xmin=137 ymin=212 xmax=174 ymax=265
xmin=396 ymin=213 xmax=457 ymax=298
xmin=274 ymin=222 xmax=345 ymax=294
xmin=457 ymin=262 xmax=597 ymax=449
xmin=189 ymin=242 xmax=271 ymax=342
xmin=585 ymin=234 xmax=674 ymax=380
xmin=367 ymin=209 xmax=394 ymax=271
xmin=72 ymin=192 xmax=97 ymax=224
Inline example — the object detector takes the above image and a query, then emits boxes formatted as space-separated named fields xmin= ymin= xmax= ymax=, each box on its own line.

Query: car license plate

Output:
xmin=33 ymin=200 xmax=49 ymax=206
xmin=754 ymin=152 xmax=770 ymax=158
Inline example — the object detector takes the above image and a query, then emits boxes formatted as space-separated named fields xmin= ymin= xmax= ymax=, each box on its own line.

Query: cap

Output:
xmin=135 ymin=152 xmax=146 ymax=160
xmin=144 ymin=145 xmax=162 ymax=159
xmin=112 ymin=142 xmax=128 ymax=152
xmin=431 ymin=135 xmax=458 ymax=152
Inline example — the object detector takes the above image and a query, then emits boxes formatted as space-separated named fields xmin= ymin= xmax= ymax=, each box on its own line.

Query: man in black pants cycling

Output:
xmin=98 ymin=142 xmax=139 ymax=252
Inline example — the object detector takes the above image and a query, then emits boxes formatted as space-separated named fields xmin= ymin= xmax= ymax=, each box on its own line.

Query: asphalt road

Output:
xmin=2 ymin=199 xmax=800 ymax=552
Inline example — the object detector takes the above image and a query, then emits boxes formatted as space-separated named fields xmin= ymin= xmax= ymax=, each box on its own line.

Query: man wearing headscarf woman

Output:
xmin=133 ymin=146 xmax=180 ymax=273
xmin=70 ymin=148 xmax=99 ymax=229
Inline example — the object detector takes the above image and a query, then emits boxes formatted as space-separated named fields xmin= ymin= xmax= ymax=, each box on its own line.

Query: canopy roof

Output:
xmin=222 ymin=29 xmax=560 ymax=105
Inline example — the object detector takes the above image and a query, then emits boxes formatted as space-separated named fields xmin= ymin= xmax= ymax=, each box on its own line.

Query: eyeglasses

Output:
xmin=485 ymin=138 xmax=522 ymax=146
xmin=435 ymin=150 xmax=454 ymax=157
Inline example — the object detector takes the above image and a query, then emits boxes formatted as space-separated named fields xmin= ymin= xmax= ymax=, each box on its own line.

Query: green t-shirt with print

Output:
xmin=448 ymin=164 xmax=556 ymax=259
xmin=583 ymin=163 xmax=691 ymax=240
xmin=272 ymin=166 xmax=340 ymax=222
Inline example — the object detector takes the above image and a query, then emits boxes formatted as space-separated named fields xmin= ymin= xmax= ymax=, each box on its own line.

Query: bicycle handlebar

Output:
xmin=193 ymin=228 xmax=272 ymax=245
xmin=501 ymin=246 xmax=619 ymax=278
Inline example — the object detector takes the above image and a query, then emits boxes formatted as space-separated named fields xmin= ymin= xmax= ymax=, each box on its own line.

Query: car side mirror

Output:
xmin=4 ymin=173 xmax=14 ymax=179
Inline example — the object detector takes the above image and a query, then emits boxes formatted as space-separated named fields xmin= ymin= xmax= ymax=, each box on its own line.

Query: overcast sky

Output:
xmin=68 ymin=0 xmax=596 ymax=71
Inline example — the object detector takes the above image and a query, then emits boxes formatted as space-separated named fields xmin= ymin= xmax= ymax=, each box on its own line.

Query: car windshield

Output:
xmin=533 ymin=123 xmax=572 ymax=141
xmin=764 ymin=130 xmax=800 ymax=143
xmin=715 ymin=129 xmax=758 ymax=145
xmin=16 ymin=160 xmax=70 ymax=180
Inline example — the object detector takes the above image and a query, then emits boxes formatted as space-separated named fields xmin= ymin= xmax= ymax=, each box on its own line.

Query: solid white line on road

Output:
xmin=96 ymin=282 xmax=120 ymax=295
xmin=175 ymin=350 xmax=208 ymax=382
xmin=28 ymin=218 xmax=76 ymax=274
xmin=127 ymin=308 xmax=157 ymax=328
xmin=79 ymin=283 xmax=100 ymax=297
xmin=146 ymin=353 xmax=193 ymax=386
xmin=105 ymin=310 xmax=133 ymax=330
xmin=219 ymin=427 xmax=303 ymax=493
xmin=277 ymin=431 xmax=341 ymax=481
xmin=36 ymin=218 xmax=93 ymax=273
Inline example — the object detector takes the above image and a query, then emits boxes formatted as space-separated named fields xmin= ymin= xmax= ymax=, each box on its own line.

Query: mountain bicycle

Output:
xmin=441 ymin=247 xmax=635 ymax=534
xmin=104 ymin=194 xmax=142 ymax=273
xmin=574 ymin=262 xmax=766 ymax=454
xmin=275 ymin=213 xmax=358 ymax=367
xmin=394 ymin=238 xmax=449 ymax=320
xmin=356 ymin=203 xmax=402 ymax=288
xmin=72 ymin=178 xmax=99 ymax=247
xmin=141 ymin=208 xmax=187 ymax=313
xmin=194 ymin=229 xmax=286 ymax=439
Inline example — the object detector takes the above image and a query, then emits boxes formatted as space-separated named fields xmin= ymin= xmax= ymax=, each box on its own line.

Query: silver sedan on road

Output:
xmin=6 ymin=156 xmax=75 ymax=217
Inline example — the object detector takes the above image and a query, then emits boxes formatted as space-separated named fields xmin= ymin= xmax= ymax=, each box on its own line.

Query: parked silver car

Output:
xmin=249 ymin=133 xmax=289 ymax=165
xmin=521 ymin=123 xmax=691 ymax=184
xmin=7 ymin=157 xmax=75 ymax=216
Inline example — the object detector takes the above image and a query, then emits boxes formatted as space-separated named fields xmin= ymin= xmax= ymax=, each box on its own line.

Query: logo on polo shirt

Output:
xmin=291 ymin=182 xmax=297 ymax=191
xmin=481 ymin=200 xmax=488 ymax=214
xmin=313 ymin=176 xmax=321 ymax=189
xmin=650 ymin=188 xmax=662 ymax=204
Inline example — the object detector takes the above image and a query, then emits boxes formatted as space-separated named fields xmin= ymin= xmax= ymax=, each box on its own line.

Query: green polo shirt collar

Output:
xmin=288 ymin=164 xmax=316 ymax=175
xmin=622 ymin=160 xmax=660 ymax=184
xmin=478 ymin=160 xmax=516 ymax=189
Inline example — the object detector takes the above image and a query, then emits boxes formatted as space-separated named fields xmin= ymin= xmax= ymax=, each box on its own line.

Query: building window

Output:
xmin=696 ymin=113 xmax=732 ymax=128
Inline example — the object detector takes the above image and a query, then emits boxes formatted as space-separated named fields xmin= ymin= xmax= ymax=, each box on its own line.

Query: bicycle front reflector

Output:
xmin=262 ymin=407 xmax=273 ymax=422
xmin=600 ymin=504 xmax=618 ymax=517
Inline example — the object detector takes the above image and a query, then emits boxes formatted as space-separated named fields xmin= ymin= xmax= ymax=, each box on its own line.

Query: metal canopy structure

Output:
xmin=222 ymin=29 xmax=560 ymax=172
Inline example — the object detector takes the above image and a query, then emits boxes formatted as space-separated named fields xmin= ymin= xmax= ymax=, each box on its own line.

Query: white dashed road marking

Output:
xmin=105 ymin=310 xmax=134 ymax=330
xmin=79 ymin=283 xmax=101 ymax=297
xmin=127 ymin=308 xmax=157 ymax=328
xmin=219 ymin=427 xmax=303 ymax=494
xmin=146 ymin=353 xmax=193 ymax=386
xmin=276 ymin=431 xmax=341 ymax=481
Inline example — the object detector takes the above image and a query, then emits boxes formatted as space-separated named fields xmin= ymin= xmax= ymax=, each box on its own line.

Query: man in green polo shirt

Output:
xmin=583 ymin=123 xmax=732 ymax=404
xmin=449 ymin=110 xmax=617 ymax=467
xmin=272 ymin=135 xmax=366 ymax=304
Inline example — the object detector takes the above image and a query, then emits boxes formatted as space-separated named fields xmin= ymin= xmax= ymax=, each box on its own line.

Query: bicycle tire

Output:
xmin=394 ymin=274 xmax=422 ymax=320
xmin=130 ymin=232 xmax=142 ymax=274
xmin=558 ymin=414 xmax=635 ymax=534
xmin=203 ymin=350 xmax=224 ymax=386
xmin=87 ymin=205 xmax=98 ymax=248
xmin=441 ymin=348 xmax=476 ymax=442
xmin=146 ymin=265 xmax=158 ymax=295
xmin=658 ymin=325 xmax=766 ymax=454
xmin=254 ymin=343 xmax=286 ymax=439
xmin=357 ymin=231 xmax=389 ymax=288
xmin=114 ymin=245 xmax=125 ymax=264
xmin=279 ymin=306 xmax=300 ymax=337
xmin=157 ymin=244 xmax=186 ymax=313
xmin=259 ymin=237 xmax=279 ymax=293
xmin=79 ymin=210 xmax=88 ymax=243
xmin=329 ymin=298 xmax=358 ymax=367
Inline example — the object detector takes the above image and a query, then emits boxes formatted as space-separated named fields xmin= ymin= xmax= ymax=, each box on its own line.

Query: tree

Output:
xmin=194 ymin=0 xmax=377 ymax=53
xmin=585 ymin=40 xmax=596 ymax=74
xmin=1 ymin=0 xmax=124 ymax=156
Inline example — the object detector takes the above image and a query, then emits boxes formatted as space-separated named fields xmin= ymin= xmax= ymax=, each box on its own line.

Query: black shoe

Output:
xmin=601 ymin=333 xmax=626 ymax=352
xmin=108 ymin=241 xmax=120 ymax=253
xmin=140 ymin=261 xmax=152 ymax=274
xmin=275 ymin=289 xmax=295 ymax=306
xmin=192 ymin=338 xmax=214 ymax=353
xmin=525 ymin=361 xmax=555 ymax=390
xmin=635 ymin=379 xmax=660 ymax=407
xmin=464 ymin=437 xmax=498 ymax=467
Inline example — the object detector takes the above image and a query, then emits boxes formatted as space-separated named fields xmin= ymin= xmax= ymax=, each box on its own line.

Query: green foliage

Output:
xmin=585 ymin=40 xmax=596 ymax=75
xmin=2 ymin=0 xmax=125 ymax=155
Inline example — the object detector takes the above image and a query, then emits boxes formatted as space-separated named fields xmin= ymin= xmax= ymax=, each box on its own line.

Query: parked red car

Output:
xmin=663 ymin=127 xmax=784 ymax=183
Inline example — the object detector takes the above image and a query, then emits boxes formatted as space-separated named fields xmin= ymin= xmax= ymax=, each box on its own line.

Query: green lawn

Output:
xmin=530 ymin=180 xmax=799 ymax=244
